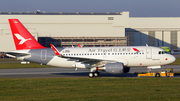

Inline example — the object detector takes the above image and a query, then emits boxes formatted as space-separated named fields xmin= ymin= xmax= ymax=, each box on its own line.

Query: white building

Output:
xmin=0 ymin=11 xmax=180 ymax=51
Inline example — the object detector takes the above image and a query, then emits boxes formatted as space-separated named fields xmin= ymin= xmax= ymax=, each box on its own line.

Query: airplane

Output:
xmin=6 ymin=19 xmax=176 ymax=78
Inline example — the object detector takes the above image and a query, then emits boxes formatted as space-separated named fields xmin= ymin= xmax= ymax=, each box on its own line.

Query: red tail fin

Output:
xmin=8 ymin=19 xmax=46 ymax=50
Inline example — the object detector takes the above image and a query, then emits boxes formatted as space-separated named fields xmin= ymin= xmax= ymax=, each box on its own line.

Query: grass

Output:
xmin=0 ymin=63 xmax=52 ymax=69
xmin=0 ymin=58 xmax=20 ymax=61
xmin=0 ymin=78 xmax=180 ymax=101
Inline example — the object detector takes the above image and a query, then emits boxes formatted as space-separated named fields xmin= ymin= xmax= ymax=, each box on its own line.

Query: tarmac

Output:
xmin=0 ymin=65 xmax=179 ymax=78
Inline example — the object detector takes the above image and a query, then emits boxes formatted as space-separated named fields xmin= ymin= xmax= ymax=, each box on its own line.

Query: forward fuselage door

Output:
xmin=146 ymin=48 xmax=152 ymax=59
xmin=41 ymin=50 xmax=47 ymax=61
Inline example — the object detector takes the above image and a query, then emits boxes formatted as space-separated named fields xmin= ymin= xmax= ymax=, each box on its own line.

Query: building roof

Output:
xmin=0 ymin=12 xmax=121 ymax=15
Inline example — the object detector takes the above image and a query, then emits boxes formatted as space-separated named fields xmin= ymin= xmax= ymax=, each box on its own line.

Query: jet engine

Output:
xmin=105 ymin=63 xmax=130 ymax=74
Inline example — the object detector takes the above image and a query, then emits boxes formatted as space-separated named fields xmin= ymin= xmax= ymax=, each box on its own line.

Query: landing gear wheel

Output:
xmin=94 ymin=72 xmax=100 ymax=77
xmin=155 ymin=73 xmax=160 ymax=77
xmin=88 ymin=72 xmax=94 ymax=78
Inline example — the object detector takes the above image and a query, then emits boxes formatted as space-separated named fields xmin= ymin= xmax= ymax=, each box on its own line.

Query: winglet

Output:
xmin=133 ymin=48 xmax=139 ymax=51
xmin=78 ymin=44 xmax=81 ymax=48
xmin=50 ymin=44 xmax=61 ymax=56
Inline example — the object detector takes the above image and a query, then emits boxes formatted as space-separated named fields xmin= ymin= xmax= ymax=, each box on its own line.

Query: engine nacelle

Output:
xmin=105 ymin=63 xmax=124 ymax=74
xmin=104 ymin=63 xmax=130 ymax=74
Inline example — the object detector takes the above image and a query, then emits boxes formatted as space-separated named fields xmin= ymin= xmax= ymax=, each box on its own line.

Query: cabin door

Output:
xmin=41 ymin=50 xmax=47 ymax=61
xmin=146 ymin=48 xmax=152 ymax=59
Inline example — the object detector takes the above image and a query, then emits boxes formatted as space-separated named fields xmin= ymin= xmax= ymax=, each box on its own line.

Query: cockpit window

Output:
xmin=158 ymin=51 xmax=166 ymax=54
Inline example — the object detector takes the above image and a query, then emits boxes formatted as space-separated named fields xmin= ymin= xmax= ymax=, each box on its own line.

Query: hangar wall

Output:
xmin=0 ymin=12 xmax=129 ymax=51
xmin=127 ymin=17 xmax=180 ymax=50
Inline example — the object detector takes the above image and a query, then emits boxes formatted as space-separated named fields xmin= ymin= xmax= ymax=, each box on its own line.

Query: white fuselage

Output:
xmin=45 ymin=46 xmax=176 ymax=69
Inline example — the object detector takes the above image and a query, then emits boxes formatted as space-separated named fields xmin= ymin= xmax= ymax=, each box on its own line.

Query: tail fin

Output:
xmin=8 ymin=19 xmax=46 ymax=50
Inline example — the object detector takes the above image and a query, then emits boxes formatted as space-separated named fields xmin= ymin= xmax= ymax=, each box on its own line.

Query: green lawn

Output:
xmin=0 ymin=58 xmax=19 ymax=61
xmin=0 ymin=78 xmax=180 ymax=101
xmin=0 ymin=63 xmax=52 ymax=69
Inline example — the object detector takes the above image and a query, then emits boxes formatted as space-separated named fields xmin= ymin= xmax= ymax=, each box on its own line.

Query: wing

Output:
xmin=50 ymin=44 xmax=116 ymax=67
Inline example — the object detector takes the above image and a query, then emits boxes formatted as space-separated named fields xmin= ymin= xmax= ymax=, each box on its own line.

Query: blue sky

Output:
xmin=1 ymin=0 xmax=180 ymax=17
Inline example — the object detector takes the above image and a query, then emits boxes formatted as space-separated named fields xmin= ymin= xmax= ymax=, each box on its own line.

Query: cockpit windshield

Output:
xmin=158 ymin=51 xmax=167 ymax=54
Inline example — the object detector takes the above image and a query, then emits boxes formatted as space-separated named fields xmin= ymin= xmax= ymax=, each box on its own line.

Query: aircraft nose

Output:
xmin=167 ymin=55 xmax=176 ymax=64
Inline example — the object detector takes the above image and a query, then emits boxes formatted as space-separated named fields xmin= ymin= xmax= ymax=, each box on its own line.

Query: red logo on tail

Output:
xmin=9 ymin=19 xmax=46 ymax=50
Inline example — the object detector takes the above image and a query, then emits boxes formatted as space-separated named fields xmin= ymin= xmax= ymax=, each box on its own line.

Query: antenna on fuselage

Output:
xmin=146 ymin=44 xmax=148 ymax=46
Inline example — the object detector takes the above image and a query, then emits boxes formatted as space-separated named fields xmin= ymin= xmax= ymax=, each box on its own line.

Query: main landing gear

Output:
xmin=88 ymin=72 xmax=100 ymax=78
xmin=88 ymin=67 xmax=100 ymax=78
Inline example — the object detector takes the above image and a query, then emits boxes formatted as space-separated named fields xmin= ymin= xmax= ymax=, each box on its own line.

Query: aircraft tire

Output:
xmin=94 ymin=72 xmax=99 ymax=77
xmin=88 ymin=72 xmax=94 ymax=78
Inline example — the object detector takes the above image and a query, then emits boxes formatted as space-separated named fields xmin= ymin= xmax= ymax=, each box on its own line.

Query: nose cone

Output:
xmin=167 ymin=55 xmax=176 ymax=64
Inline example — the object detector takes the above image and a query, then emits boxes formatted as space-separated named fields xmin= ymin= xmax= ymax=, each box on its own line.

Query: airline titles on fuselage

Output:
xmin=62 ymin=48 xmax=134 ymax=53
xmin=88 ymin=48 xmax=131 ymax=53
